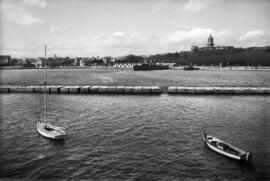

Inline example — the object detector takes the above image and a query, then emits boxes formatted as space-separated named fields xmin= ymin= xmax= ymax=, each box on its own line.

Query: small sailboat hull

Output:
xmin=37 ymin=122 xmax=66 ymax=140
xmin=203 ymin=133 xmax=252 ymax=161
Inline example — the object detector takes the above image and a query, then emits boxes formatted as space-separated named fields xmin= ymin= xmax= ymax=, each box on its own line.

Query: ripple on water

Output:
xmin=0 ymin=94 xmax=269 ymax=180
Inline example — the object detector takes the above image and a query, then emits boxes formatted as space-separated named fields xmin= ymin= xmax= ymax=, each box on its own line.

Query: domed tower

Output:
xmin=207 ymin=34 xmax=214 ymax=49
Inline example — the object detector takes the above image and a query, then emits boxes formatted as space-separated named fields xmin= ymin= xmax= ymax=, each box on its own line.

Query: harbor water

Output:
xmin=0 ymin=94 xmax=269 ymax=180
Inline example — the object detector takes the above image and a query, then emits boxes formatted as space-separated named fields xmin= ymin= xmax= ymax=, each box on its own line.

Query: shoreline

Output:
xmin=1 ymin=66 xmax=270 ymax=71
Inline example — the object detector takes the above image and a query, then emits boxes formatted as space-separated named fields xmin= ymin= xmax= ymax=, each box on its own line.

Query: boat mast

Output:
xmin=44 ymin=45 xmax=47 ymax=124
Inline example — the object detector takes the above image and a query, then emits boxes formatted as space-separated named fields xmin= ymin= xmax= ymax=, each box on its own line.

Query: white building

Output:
xmin=113 ymin=63 xmax=135 ymax=69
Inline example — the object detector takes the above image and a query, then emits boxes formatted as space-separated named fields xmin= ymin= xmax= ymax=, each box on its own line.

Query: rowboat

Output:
xmin=203 ymin=133 xmax=252 ymax=161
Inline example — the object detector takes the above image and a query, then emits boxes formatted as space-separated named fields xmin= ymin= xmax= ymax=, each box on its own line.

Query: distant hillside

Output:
xmin=116 ymin=46 xmax=270 ymax=66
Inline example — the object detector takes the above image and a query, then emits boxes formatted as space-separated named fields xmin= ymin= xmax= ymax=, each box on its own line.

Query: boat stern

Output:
xmin=203 ymin=133 xmax=207 ymax=141
xmin=54 ymin=129 xmax=66 ymax=140
xmin=241 ymin=152 xmax=253 ymax=161
xmin=54 ymin=134 xmax=66 ymax=140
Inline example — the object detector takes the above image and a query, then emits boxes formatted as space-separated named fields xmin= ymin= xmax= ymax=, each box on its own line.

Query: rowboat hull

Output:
xmin=37 ymin=122 xmax=66 ymax=140
xmin=203 ymin=133 xmax=252 ymax=161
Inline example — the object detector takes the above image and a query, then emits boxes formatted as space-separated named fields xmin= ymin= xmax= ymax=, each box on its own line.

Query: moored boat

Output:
xmin=37 ymin=122 xmax=66 ymax=140
xmin=37 ymin=45 xmax=66 ymax=140
xmin=203 ymin=133 xmax=252 ymax=161
xmin=183 ymin=64 xmax=200 ymax=70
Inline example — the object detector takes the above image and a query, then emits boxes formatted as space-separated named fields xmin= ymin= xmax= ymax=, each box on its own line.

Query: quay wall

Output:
xmin=0 ymin=85 xmax=270 ymax=95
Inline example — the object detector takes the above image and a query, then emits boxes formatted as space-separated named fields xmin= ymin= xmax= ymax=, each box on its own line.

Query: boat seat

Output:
xmin=210 ymin=141 xmax=217 ymax=146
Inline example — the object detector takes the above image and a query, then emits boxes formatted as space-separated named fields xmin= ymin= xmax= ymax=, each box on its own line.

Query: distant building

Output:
xmin=207 ymin=34 xmax=214 ymax=50
xmin=74 ymin=58 xmax=80 ymax=66
xmin=0 ymin=55 xmax=11 ymax=65
xmin=215 ymin=46 xmax=234 ymax=50
xmin=191 ymin=34 xmax=234 ymax=52
xmin=191 ymin=46 xmax=199 ymax=52
xmin=32 ymin=58 xmax=43 ymax=68
xmin=113 ymin=63 xmax=135 ymax=69
xmin=79 ymin=60 xmax=85 ymax=66
xmin=159 ymin=63 xmax=175 ymax=69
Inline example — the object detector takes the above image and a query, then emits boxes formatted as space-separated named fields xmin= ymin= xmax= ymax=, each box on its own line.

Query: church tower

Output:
xmin=207 ymin=34 xmax=214 ymax=50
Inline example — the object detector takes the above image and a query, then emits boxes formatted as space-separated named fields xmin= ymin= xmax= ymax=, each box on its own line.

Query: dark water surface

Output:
xmin=0 ymin=94 xmax=269 ymax=180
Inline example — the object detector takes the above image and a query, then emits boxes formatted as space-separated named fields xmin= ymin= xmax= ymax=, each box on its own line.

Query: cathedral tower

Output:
xmin=207 ymin=34 xmax=214 ymax=49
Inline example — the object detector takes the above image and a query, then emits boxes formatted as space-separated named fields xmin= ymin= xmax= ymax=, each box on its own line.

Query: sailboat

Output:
xmin=37 ymin=45 xmax=66 ymax=140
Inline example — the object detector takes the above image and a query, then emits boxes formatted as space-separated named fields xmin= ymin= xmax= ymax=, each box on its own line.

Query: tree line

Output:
xmin=116 ymin=47 xmax=270 ymax=66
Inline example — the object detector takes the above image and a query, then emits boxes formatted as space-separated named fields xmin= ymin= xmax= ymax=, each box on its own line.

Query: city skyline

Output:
xmin=1 ymin=0 xmax=270 ymax=58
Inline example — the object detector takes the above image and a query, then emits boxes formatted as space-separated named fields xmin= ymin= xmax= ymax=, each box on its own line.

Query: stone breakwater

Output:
xmin=168 ymin=86 xmax=270 ymax=94
xmin=1 ymin=85 xmax=270 ymax=95
xmin=0 ymin=85 xmax=162 ymax=94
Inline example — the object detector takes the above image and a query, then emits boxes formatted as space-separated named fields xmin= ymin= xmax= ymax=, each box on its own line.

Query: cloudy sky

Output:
xmin=1 ymin=0 xmax=270 ymax=58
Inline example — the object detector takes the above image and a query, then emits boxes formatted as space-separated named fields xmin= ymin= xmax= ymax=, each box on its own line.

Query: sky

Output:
xmin=0 ymin=0 xmax=270 ymax=58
